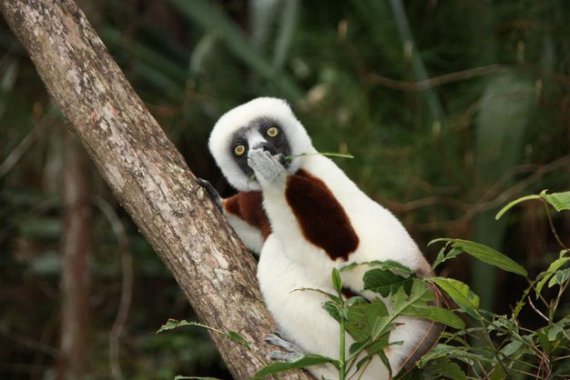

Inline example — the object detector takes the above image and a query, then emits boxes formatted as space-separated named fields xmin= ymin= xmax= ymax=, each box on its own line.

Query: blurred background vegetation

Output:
xmin=0 ymin=0 xmax=569 ymax=379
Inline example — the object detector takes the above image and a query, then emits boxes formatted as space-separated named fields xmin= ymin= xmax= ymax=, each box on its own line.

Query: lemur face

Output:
xmin=230 ymin=118 xmax=292 ymax=179
xmin=209 ymin=97 xmax=315 ymax=191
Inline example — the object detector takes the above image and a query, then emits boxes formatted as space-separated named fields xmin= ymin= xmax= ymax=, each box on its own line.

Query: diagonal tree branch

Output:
xmin=0 ymin=0 xmax=312 ymax=378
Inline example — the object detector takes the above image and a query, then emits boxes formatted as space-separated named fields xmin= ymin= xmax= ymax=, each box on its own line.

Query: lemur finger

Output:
xmin=267 ymin=351 xmax=304 ymax=362
xmin=247 ymin=149 xmax=286 ymax=184
xmin=265 ymin=332 xmax=303 ymax=353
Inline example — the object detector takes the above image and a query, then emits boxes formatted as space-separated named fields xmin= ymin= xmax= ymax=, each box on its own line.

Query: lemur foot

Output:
xmin=268 ymin=351 xmax=304 ymax=362
xmin=265 ymin=332 xmax=304 ymax=362
xmin=247 ymin=149 xmax=286 ymax=186
xmin=196 ymin=178 xmax=223 ymax=211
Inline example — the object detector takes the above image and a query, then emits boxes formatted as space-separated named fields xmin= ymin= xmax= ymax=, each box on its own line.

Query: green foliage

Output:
xmin=158 ymin=319 xmax=250 ymax=349
xmin=252 ymin=355 xmax=338 ymax=380
xmin=431 ymin=238 xmax=528 ymax=277
xmin=496 ymin=190 xmax=570 ymax=219
xmin=417 ymin=192 xmax=570 ymax=379
xmin=166 ymin=191 xmax=569 ymax=379
xmin=166 ymin=0 xmax=303 ymax=100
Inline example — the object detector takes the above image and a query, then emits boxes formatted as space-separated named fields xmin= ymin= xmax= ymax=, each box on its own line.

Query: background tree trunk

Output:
xmin=0 ymin=1 xmax=313 ymax=379
xmin=57 ymin=133 xmax=91 ymax=380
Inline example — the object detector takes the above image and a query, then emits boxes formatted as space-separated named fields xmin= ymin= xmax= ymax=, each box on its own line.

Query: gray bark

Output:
xmin=0 ymin=0 xmax=313 ymax=378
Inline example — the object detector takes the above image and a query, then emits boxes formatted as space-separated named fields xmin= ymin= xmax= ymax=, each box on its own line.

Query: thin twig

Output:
xmin=365 ymin=64 xmax=507 ymax=91
xmin=542 ymin=201 xmax=568 ymax=250
xmin=0 ymin=124 xmax=44 ymax=178
xmin=0 ymin=328 xmax=58 ymax=357
xmin=549 ymin=281 xmax=568 ymax=323
xmin=527 ymin=297 xmax=549 ymax=323
xmin=417 ymin=155 xmax=570 ymax=231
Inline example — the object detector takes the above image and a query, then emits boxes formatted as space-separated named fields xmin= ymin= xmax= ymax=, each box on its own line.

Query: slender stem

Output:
xmin=339 ymin=316 xmax=346 ymax=380
xmin=542 ymin=200 xmax=568 ymax=250
xmin=286 ymin=151 xmax=355 ymax=161
xmin=528 ymin=297 xmax=550 ymax=323
xmin=475 ymin=311 xmax=511 ymax=377
xmin=549 ymin=281 xmax=568 ymax=321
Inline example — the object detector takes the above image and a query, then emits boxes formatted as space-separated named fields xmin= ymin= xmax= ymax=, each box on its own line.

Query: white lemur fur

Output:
xmin=208 ymin=97 xmax=436 ymax=379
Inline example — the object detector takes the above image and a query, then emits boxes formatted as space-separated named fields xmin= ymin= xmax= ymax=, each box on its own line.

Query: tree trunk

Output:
xmin=0 ymin=1 xmax=313 ymax=379
xmin=58 ymin=134 xmax=91 ymax=380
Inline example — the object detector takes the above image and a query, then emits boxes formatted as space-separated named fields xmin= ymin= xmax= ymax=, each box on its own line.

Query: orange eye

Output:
xmin=234 ymin=145 xmax=246 ymax=156
xmin=266 ymin=127 xmax=279 ymax=138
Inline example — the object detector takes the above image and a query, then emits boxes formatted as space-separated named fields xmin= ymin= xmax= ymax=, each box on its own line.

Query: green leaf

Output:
xmin=377 ymin=349 xmax=393 ymax=378
xmin=402 ymin=304 xmax=465 ymax=329
xmin=324 ymin=301 xmax=342 ymax=322
xmin=370 ymin=316 xmax=390 ymax=340
xmin=226 ymin=331 xmax=250 ymax=348
xmin=543 ymin=191 xmax=570 ymax=212
xmin=157 ymin=319 xmax=220 ymax=334
xmin=430 ymin=277 xmax=480 ymax=319
xmin=545 ymin=319 xmax=565 ymax=342
xmin=489 ymin=365 xmax=507 ymax=380
xmin=175 ymin=377 xmax=222 ymax=380
xmin=496 ymin=190 xmax=570 ymax=219
xmin=552 ymin=360 xmax=570 ymax=377
xmin=536 ymin=257 xmax=570 ymax=295
xmin=421 ymin=358 xmax=467 ymax=380
xmin=433 ymin=246 xmax=462 ymax=270
xmin=500 ymin=340 xmax=523 ymax=357
xmin=354 ymin=349 xmax=393 ymax=378
xmin=349 ymin=340 xmax=366 ymax=355
xmin=548 ymin=268 xmax=570 ymax=288
xmin=417 ymin=344 xmax=480 ymax=367
xmin=157 ymin=319 xmax=250 ymax=349
xmin=332 ymin=268 xmax=343 ymax=293
xmin=363 ymin=269 xmax=412 ymax=297
xmin=347 ymin=296 xmax=368 ymax=307
xmin=435 ymin=239 xmax=527 ymax=277
xmin=253 ymin=354 xmax=338 ymax=379
xmin=341 ymin=260 xmax=413 ymax=276
xmin=487 ymin=314 xmax=519 ymax=336
xmin=345 ymin=300 xmax=389 ymax=342
xmin=495 ymin=194 xmax=542 ymax=220
xmin=292 ymin=287 xmax=340 ymax=302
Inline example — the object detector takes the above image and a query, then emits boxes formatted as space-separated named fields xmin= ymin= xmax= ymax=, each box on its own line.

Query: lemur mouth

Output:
xmin=279 ymin=154 xmax=290 ymax=169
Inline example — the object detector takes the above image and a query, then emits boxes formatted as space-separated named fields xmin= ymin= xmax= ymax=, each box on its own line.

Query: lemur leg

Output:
xmin=266 ymin=332 xmax=303 ymax=352
xmin=265 ymin=332 xmax=304 ymax=361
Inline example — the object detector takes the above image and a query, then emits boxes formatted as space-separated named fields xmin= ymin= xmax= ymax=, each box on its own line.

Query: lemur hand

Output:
xmin=265 ymin=332 xmax=304 ymax=362
xmin=196 ymin=178 xmax=223 ymax=211
xmin=247 ymin=149 xmax=287 ymax=187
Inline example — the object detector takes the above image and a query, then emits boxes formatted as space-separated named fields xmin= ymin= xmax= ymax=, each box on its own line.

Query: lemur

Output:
xmin=207 ymin=97 xmax=439 ymax=379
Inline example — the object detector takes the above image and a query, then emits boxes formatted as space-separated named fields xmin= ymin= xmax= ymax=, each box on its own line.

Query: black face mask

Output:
xmin=230 ymin=118 xmax=292 ymax=180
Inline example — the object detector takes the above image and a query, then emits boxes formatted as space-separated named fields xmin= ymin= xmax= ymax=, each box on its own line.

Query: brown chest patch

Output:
xmin=224 ymin=191 xmax=272 ymax=238
xmin=285 ymin=169 xmax=359 ymax=261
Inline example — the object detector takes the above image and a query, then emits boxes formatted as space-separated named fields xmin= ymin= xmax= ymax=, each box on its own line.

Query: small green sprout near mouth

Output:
xmin=246 ymin=151 xmax=355 ymax=185
xmin=285 ymin=151 xmax=355 ymax=162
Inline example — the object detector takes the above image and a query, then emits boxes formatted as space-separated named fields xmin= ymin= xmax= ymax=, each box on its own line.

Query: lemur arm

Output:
xmin=197 ymin=178 xmax=271 ymax=254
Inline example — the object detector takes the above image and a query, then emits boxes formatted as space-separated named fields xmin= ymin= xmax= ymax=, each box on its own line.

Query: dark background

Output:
xmin=0 ymin=0 xmax=569 ymax=379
